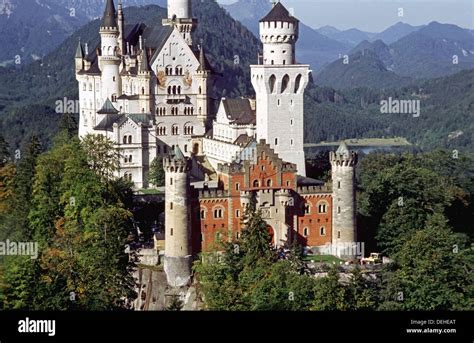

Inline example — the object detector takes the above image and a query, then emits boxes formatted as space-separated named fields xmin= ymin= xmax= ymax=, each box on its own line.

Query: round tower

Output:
xmin=163 ymin=146 xmax=192 ymax=287
xmin=168 ymin=0 xmax=191 ymax=19
xmin=164 ymin=0 xmax=196 ymax=45
xmin=99 ymin=0 xmax=121 ymax=104
xmin=330 ymin=142 xmax=358 ymax=258
xmin=259 ymin=2 xmax=299 ymax=65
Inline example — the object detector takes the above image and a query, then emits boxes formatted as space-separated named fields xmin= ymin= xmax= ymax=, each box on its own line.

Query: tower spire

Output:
xmin=101 ymin=0 xmax=117 ymax=29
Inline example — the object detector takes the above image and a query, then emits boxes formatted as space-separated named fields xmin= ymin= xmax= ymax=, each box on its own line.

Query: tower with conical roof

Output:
xmin=195 ymin=44 xmax=211 ymax=128
xmin=330 ymin=142 xmax=358 ymax=257
xmin=250 ymin=1 xmax=310 ymax=176
xmin=163 ymin=146 xmax=192 ymax=287
xmin=99 ymin=0 xmax=121 ymax=105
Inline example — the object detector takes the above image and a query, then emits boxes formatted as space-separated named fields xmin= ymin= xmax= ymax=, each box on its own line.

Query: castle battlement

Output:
xmin=198 ymin=189 xmax=230 ymax=199
xmin=297 ymin=184 xmax=332 ymax=194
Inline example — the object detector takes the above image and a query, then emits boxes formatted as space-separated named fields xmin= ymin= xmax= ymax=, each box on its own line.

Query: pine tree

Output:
xmin=11 ymin=135 xmax=42 ymax=240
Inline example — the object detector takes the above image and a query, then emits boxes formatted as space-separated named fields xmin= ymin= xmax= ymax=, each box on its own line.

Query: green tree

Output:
xmin=312 ymin=266 xmax=348 ymax=310
xmin=11 ymin=135 xmax=42 ymax=240
xmin=379 ymin=213 xmax=473 ymax=310
xmin=149 ymin=157 xmax=165 ymax=187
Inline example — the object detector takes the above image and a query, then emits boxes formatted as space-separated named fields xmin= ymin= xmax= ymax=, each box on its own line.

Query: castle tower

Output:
xmin=137 ymin=41 xmax=152 ymax=114
xmin=195 ymin=45 xmax=210 ymax=128
xmin=99 ymin=0 xmax=121 ymax=104
xmin=163 ymin=0 xmax=197 ymax=45
xmin=163 ymin=146 xmax=192 ymax=287
xmin=250 ymin=2 xmax=310 ymax=176
xmin=330 ymin=142 xmax=358 ymax=257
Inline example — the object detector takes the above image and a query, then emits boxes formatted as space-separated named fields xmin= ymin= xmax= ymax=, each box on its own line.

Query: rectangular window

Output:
xmin=236 ymin=209 xmax=240 ymax=218
xmin=170 ymin=202 xmax=173 ymax=210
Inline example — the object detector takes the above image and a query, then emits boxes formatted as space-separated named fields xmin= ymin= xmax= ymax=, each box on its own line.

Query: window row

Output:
xmin=165 ymin=66 xmax=183 ymax=76
xmin=304 ymin=202 xmax=328 ymax=214
xmin=122 ymin=135 xmax=133 ymax=144
xmin=302 ymin=227 xmax=326 ymax=237
xmin=157 ymin=124 xmax=194 ymax=136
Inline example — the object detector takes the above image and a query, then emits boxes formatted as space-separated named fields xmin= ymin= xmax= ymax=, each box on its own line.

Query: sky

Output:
xmin=217 ymin=0 xmax=474 ymax=32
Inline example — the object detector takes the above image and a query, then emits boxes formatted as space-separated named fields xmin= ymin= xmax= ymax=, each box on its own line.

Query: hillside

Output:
xmin=315 ymin=22 xmax=474 ymax=89
xmin=0 ymin=1 xmax=260 ymax=151
xmin=0 ymin=0 xmax=169 ymax=66
xmin=305 ymin=69 xmax=474 ymax=151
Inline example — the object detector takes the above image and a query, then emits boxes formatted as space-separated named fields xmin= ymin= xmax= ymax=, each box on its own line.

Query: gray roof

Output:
xmin=101 ymin=0 xmax=118 ymax=28
xmin=234 ymin=134 xmax=254 ymax=146
xmin=173 ymin=145 xmax=186 ymax=160
xmin=297 ymin=175 xmax=324 ymax=187
xmin=94 ymin=113 xmax=123 ymax=131
xmin=139 ymin=47 xmax=151 ymax=73
xmin=97 ymin=98 xmax=119 ymax=115
xmin=260 ymin=2 xmax=298 ymax=23
xmin=336 ymin=141 xmax=350 ymax=155
xmin=75 ymin=42 xmax=84 ymax=59
xmin=223 ymin=98 xmax=256 ymax=125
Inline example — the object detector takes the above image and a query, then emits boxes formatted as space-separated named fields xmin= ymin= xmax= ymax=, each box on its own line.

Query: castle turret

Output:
xmin=75 ymin=41 xmax=84 ymax=72
xmin=117 ymin=0 xmax=125 ymax=56
xmin=99 ymin=0 xmax=121 ymax=104
xmin=137 ymin=42 xmax=152 ymax=114
xmin=195 ymin=44 xmax=210 ymax=128
xmin=330 ymin=142 xmax=358 ymax=258
xmin=250 ymin=1 xmax=310 ymax=176
xmin=163 ymin=0 xmax=196 ymax=45
xmin=163 ymin=146 xmax=192 ymax=287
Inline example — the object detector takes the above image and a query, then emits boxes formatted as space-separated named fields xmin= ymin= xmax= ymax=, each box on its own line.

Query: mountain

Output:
xmin=0 ymin=1 xmax=260 ymax=151
xmin=315 ymin=45 xmax=412 ymax=90
xmin=305 ymin=68 xmax=474 ymax=151
xmin=317 ymin=26 xmax=376 ymax=46
xmin=390 ymin=21 xmax=474 ymax=78
xmin=0 ymin=0 xmax=87 ymax=65
xmin=315 ymin=22 xmax=474 ymax=89
xmin=222 ymin=0 xmax=351 ymax=71
xmin=0 ymin=0 xmax=168 ymax=66
xmin=372 ymin=22 xmax=422 ymax=45
xmin=52 ymin=0 xmax=167 ymax=19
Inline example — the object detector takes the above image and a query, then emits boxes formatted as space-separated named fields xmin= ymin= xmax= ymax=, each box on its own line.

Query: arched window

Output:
xmin=213 ymin=207 xmax=224 ymax=219
xmin=200 ymin=209 xmax=206 ymax=219
xmin=172 ymin=124 xmax=179 ymax=135
xmin=266 ymin=179 xmax=272 ymax=187
xmin=235 ymin=183 xmax=240 ymax=191
xmin=184 ymin=123 xmax=193 ymax=135
xmin=128 ymin=135 xmax=132 ymax=144
xmin=177 ymin=86 xmax=181 ymax=94
xmin=294 ymin=74 xmax=302 ymax=93
xmin=320 ymin=227 xmax=326 ymax=236
xmin=281 ymin=74 xmax=290 ymax=93
xmin=318 ymin=202 xmax=328 ymax=214
xmin=167 ymin=86 xmax=172 ymax=95
xmin=123 ymin=136 xmax=127 ymax=144
xmin=172 ymin=85 xmax=177 ymax=95
xmin=253 ymin=180 xmax=259 ymax=188
xmin=303 ymin=227 xmax=309 ymax=237
xmin=269 ymin=75 xmax=276 ymax=93
xmin=304 ymin=203 xmax=310 ymax=214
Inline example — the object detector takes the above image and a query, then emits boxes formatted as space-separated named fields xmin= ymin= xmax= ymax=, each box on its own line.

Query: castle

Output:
xmin=76 ymin=0 xmax=358 ymax=287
